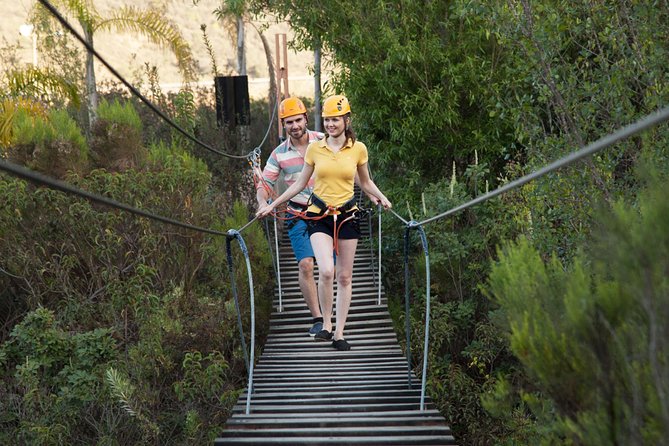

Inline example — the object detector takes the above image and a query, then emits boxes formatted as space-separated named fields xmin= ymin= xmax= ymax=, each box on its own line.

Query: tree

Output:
xmin=36 ymin=0 xmax=196 ymax=127
xmin=213 ymin=0 xmax=278 ymax=147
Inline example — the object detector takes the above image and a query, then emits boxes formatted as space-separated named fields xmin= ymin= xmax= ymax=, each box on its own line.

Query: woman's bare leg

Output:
xmin=333 ymin=238 xmax=358 ymax=340
xmin=310 ymin=232 xmax=335 ymax=332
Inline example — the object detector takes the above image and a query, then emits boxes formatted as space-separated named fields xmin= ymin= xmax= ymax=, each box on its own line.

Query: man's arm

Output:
xmin=256 ymin=151 xmax=280 ymax=210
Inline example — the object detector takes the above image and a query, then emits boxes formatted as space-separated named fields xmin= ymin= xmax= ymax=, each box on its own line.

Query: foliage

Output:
xmin=95 ymin=6 xmax=197 ymax=82
xmin=4 ymin=66 xmax=80 ymax=107
xmin=90 ymin=99 xmax=146 ymax=171
xmin=97 ymin=98 xmax=142 ymax=132
xmin=486 ymin=173 xmax=669 ymax=444
xmin=0 ymin=98 xmax=47 ymax=150
xmin=0 ymin=93 xmax=273 ymax=443
xmin=383 ymin=157 xmax=525 ymax=443
xmin=8 ymin=107 xmax=89 ymax=178
xmin=0 ymin=307 xmax=117 ymax=445
xmin=249 ymin=0 xmax=669 ymax=443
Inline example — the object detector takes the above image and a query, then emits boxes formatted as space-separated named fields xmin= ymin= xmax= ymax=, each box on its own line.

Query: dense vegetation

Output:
xmin=1 ymin=83 xmax=274 ymax=444
xmin=247 ymin=0 xmax=669 ymax=444
xmin=2 ymin=0 xmax=669 ymax=444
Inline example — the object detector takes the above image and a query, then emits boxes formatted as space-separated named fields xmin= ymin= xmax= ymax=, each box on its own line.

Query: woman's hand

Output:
xmin=377 ymin=195 xmax=392 ymax=210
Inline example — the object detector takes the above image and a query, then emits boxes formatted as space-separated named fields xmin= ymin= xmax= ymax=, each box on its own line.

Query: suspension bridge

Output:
xmin=214 ymin=202 xmax=457 ymax=445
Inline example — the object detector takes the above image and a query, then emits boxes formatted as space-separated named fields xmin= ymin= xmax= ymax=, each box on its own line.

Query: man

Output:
xmin=256 ymin=97 xmax=324 ymax=336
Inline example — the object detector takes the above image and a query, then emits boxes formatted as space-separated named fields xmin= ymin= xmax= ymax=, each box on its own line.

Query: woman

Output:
xmin=257 ymin=94 xmax=391 ymax=351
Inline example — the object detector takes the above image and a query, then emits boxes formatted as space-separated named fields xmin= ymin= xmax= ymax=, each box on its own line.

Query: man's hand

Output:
xmin=256 ymin=201 xmax=275 ymax=219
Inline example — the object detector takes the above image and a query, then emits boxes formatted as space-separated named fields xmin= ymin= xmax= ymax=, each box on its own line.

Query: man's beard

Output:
xmin=290 ymin=127 xmax=307 ymax=139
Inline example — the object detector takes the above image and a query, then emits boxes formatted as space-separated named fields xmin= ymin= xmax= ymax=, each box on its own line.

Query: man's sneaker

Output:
xmin=309 ymin=321 xmax=323 ymax=337
xmin=314 ymin=329 xmax=333 ymax=341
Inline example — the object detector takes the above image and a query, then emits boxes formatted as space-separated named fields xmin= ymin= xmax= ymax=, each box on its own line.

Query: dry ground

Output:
xmin=1 ymin=0 xmax=323 ymax=99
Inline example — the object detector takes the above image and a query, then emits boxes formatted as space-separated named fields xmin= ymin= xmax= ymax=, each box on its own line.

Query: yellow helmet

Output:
xmin=279 ymin=97 xmax=307 ymax=119
xmin=322 ymin=95 xmax=351 ymax=117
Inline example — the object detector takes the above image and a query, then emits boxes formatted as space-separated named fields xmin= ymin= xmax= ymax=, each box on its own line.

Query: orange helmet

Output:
xmin=279 ymin=97 xmax=307 ymax=119
xmin=322 ymin=95 xmax=351 ymax=117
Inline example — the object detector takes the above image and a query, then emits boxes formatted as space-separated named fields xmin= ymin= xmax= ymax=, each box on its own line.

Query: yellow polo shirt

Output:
xmin=304 ymin=138 xmax=368 ymax=213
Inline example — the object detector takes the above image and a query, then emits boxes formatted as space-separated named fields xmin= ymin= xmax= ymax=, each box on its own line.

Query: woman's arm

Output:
xmin=256 ymin=163 xmax=314 ymax=218
xmin=357 ymin=163 xmax=392 ymax=209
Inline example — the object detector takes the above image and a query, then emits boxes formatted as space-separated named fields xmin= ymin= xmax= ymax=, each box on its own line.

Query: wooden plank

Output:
xmin=215 ymin=435 xmax=456 ymax=445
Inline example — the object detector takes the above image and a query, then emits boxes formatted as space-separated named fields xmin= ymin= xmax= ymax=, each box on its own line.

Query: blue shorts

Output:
xmin=286 ymin=217 xmax=314 ymax=263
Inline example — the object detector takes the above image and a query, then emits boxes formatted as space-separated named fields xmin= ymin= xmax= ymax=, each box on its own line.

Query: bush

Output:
xmin=0 ymin=307 xmax=117 ymax=444
xmin=90 ymin=99 xmax=146 ymax=172
xmin=0 ymin=134 xmax=273 ymax=443
xmin=8 ymin=108 xmax=88 ymax=178
xmin=486 ymin=173 xmax=669 ymax=444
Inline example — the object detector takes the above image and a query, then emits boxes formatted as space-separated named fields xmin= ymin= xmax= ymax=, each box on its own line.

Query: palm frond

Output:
xmin=5 ymin=67 xmax=81 ymax=107
xmin=49 ymin=0 xmax=101 ymax=29
xmin=96 ymin=7 xmax=197 ymax=82
xmin=0 ymin=99 xmax=46 ymax=150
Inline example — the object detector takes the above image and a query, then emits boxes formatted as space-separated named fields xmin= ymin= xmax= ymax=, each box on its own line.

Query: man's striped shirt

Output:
xmin=260 ymin=130 xmax=323 ymax=205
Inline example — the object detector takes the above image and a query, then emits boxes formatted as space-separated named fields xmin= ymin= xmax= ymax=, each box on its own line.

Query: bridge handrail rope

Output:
xmin=388 ymin=104 xmax=669 ymax=412
xmin=261 ymin=218 xmax=279 ymax=302
xmin=37 ymin=0 xmax=252 ymax=161
xmin=225 ymin=230 xmax=256 ymax=415
xmin=0 ymin=159 xmax=228 ymax=236
xmin=415 ymin=105 xmax=669 ymax=227
xmin=273 ymin=215 xmax=284 ymax=312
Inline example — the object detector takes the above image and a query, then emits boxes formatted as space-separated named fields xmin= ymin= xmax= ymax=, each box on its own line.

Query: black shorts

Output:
xmin=306 ymin=210 xmax=361 ymax=240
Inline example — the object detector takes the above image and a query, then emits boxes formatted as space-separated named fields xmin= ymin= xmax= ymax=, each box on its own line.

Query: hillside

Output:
xmin=1 ymin=0 xmax=319 ymax=99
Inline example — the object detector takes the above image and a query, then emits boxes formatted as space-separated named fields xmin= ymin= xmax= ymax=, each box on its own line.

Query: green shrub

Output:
xmin=97 ymin=99 xmax=142 ymax=133
xmin=0 ymin=137 xmax=273 ymax=443
xmin=90 ymin=99 xmax=146 ymax=171
xmin=0 ymin=307 xmax=117 ymax=444
xmin=9 ymin=108 xmax=88 ymax=178
xmin=486 ymin=174 xmax=669 ymax=444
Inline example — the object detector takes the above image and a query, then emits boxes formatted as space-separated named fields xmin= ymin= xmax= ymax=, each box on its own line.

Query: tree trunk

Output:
xmin=83 ymin=26 xmax=98 ymax=130
xmin=237 ymin=17 xmax=246 ymax=75
xmin=256 ymin=27 xmax=278 ymax=149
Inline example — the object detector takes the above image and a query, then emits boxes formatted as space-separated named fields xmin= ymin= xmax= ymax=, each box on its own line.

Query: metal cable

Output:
xmin=377 ymin=204 xmax=383 ymax=306
xmin=403 ymin=225 xmax=413 ymax=390
xmin=225 ymin=230 xmax=256 ymax=415
xmin=256 ymin=99 xmax=278 ymax=152
xmin=273 ymin=216 xmax=284 ymax=312
xmin=415 ymin=224 xmax=431 ymax=411
xmin=37 ymin=0 xmax=250 ymax=160
xmin=389 ymin=208 xmax=409 ymax=225
xmin=0 ymin=160 xmax=228 ymax=236
xmin=261 ymin=218 xmax=279 ymax=295
xmin=417 ymin=105 xmax=669 ymax=227
xmin=237 ymin=216 xmax=259 ymax=234
xmin=401 ymin=221 xmax=431 ymax=410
